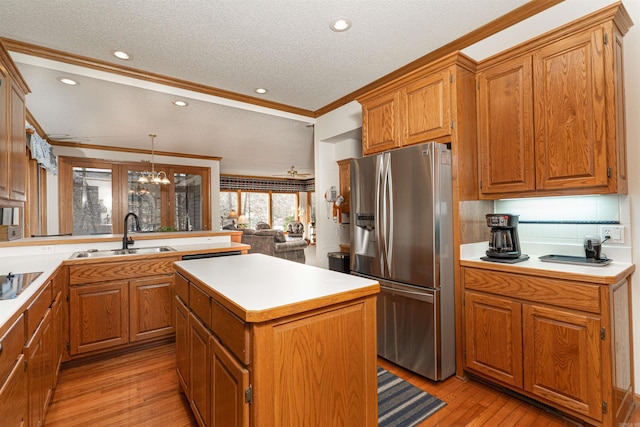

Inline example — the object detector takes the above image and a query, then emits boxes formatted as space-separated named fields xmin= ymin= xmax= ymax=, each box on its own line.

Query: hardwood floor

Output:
xmin=46 ymin=343 xmax=638 ymax=426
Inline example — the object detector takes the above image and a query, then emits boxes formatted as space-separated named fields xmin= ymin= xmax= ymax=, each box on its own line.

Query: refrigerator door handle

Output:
xmin=384 ymin=152 xmax=393 ymax=276
xmin=380 ymin=284 xmax=434 ymax=304
xmin=376 ymin=154 xmax=385 ymax=274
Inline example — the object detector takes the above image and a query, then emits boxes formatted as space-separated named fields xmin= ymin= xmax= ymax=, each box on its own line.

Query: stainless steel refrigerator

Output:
xmin=350 ymin=142 xmax=455 ymax=380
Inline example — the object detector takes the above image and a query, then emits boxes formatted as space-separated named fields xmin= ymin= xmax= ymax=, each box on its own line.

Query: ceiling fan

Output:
xmin=272 ymin=165 xmax=312 ymax=179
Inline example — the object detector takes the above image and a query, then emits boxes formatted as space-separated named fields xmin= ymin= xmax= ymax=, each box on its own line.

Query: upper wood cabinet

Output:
xmin=0 ymin=41 xmax=30 ymax=202
xmin=476 ymin=4 xmax=631 ymax=199
xmin=401 ymin=69 xmax=451 ymax=146
xmin=337 ymin=159 xmax=351 ymax=214
xmin=477 ymin=55 xmax=535 ymax=194
xmin=361 ymin=91 xmax=400 ymax=155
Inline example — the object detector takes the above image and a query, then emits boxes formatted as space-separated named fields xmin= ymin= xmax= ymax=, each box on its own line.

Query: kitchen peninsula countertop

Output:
xmin=174 ymin=253 xmax=380 ymax=322
xmin=0 ymin=238 xmax=249 ymax=332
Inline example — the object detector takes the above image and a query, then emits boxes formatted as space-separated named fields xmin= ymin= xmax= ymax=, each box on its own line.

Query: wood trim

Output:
xmin=315 ymin=0 xmax=564 ymax=116
xmin=25 ymin=109 xmax=47 ymax=138
xmin=1 ymin=37 xmax=314 ymax=118
xmin=50 ymin=140 xmax=222 ymax=162
xmin=477 ymin=2 xmax=631 ymax=71
xmin=0 ymin=40 xmax=30 ymax=94
xmin=4 ymin=1 xmax=561 ymax=120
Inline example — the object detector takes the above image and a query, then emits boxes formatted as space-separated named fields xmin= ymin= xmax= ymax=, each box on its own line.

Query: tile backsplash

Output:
xmin=495 ymin=194 xmax=631 ymax=246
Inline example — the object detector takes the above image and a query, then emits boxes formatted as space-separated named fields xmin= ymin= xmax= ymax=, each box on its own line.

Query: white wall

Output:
xmin=47 ymin=145 xmax=220 ymax=234
xmin=313 ymin=101 xmax=362 ymax=268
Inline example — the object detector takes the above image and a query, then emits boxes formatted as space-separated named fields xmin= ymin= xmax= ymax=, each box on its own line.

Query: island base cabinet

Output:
xmin=251 ymin=297 xmax=378 ymax=427
xmin=175 ymin=296 xmax=190 ymax=395
xmin=189 ymin=312 xmax=210 ymax=427
xmin=211 ymin=336 xmax=249 ymax=427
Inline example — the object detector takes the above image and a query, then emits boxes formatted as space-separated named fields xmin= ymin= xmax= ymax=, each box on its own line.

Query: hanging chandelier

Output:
xmin=138 ymin=134 xmax=171 ymax=185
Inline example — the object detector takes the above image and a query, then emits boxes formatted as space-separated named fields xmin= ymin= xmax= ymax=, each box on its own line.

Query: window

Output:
xmin=219 ymin=191 xmax=239 ymax=228
xmin=271 ymin=193 xmax=296 ymax=231
xmin=58 ymin=157 xmax=210 ymax=235
xmin=241 ymin=192 xmax=270 ymax=229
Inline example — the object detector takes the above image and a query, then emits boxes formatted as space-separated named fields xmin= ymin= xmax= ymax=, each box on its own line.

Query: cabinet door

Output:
xmin=175 ymin=295 xmax=190 ymax=395
xmin=51 ymin=291 xmax=63 ymax=388
xmin=0 ymin=69 xmax=9 ymax=199
xmin=130 ymin=274 xmax=174 ymax=342
xmin=402 ymin=69 xmax=451 ymax=145
xmin=0 ymin=354 xmax=28 ymax=427
xmin=464 ymin=291 xmax=523 ymax=388
xmin=534 ymin=28 xmax=608 ymax=191
xmin=362 ymin=91 xmax=400 ymax=155
xmin=69 ymin=281 xmax=129 ymax=355
xmin=189 ymin=312 xmax=210 ymax=427
xmin=337 ymin=159 xmax=351 ymax=213
xmin=9 ymin=80 xmax=26 ymax=201
xmin=523 ymin=304 xmax=602 ymax=421
xmin=477 ymin=55 xmax=535 ymax=195
xmin=210 ymin=336 xmax=249 ymax=427
xmin=25 ymin=309 xmax=50 ymax=427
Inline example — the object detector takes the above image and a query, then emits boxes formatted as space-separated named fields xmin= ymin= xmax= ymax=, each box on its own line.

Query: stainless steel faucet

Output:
xmin=123 ymin=212 xmax=140 ymax=250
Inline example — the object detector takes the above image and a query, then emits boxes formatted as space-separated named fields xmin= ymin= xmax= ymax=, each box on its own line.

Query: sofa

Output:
xmin=240 ymin=228 xmax=308 ymax=263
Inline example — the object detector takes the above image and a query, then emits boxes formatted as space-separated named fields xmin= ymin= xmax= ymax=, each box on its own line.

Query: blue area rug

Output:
xmin=378 ymin=367 xmax=447 ymax=427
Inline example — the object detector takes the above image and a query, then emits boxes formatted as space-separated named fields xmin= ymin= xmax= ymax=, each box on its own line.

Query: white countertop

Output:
xmin=0 ymin=238 xmax=248 ymax=331
xmin=174 ymin=254 xmax=379 ymax=321
xmin=460 ymin=242 xmax=635 ymax=284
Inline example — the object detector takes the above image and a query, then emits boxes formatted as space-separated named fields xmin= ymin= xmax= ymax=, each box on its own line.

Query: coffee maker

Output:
xmin=481 ymin=213 xmax=529 ymax=263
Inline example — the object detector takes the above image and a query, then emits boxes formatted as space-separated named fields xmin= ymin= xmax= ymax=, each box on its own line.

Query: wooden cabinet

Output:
xmin=189 ymin=312 xmax=211 ymax=427
xmin=464 ymin=291 xmax=523 ymax=388
xmin=0 ymin=353 xmax=28 ymax=426
xmin=130 ymin=275 xmax=174 ymax=342
xmin=476 ymin=55 xmax=535 ymax=195
xmin=461 ymin=265 xmax=634 ymax=426
xmin=476 ymin=4 xmax=630 ymax=198
xmin=175 ymin=270 xmax=377 ymax=427
xmin=69 ymin=280 xmax=129 ymax=355
xmin=522 ymin=303 xmax=602 ymax=420
xmin=0 ymin=41 xmax=30 ymax=202
xmin=25 ymin=308 xmax=51 ymax=427
xmin=359 ymin=53 xmax=476 ymax=159
xmin=210 ymin=335 xmax=249 ymax=427
xmin=0 ymin=314 xmax=27 ymax=426
xmin=68 ymin=257 xmax=177 ymax=357
xmin=337 ymin=158 xmax=351 ymax=214
xmin=361 ymin=91 xmax=400 ymax=155
xmin=401 ymin=69 xmax=451 ymax=145
xmin=175 ymin=295 xmax=190 ymax=393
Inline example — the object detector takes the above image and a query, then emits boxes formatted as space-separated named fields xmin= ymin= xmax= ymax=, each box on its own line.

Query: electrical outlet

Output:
xmin=600 ymin=225 xmax=624 ymax=244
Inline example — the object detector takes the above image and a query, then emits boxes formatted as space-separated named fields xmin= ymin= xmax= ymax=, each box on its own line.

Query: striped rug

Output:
xmin=378 ymin=367 xmax=446 ymax=427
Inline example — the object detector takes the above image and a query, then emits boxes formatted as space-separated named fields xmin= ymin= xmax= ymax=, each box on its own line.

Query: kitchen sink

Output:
xmin=70 ymin=246 xmax=176 ymax=259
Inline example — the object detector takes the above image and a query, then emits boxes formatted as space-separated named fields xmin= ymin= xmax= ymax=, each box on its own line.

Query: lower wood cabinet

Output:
xmin=462 ymin=266 xmax=633 ymax=427
xmin=211 ymin=335 xmax=249 ymax=427
xmin=189 ymin=311 xmax=211 ymax=427
xmin=68 ymin=257 xmax=178 ymax=357
xmin=0 ymin=314 xmax=27 ymax=426
xmin=175 ymin=295 xmax=190 ymax=393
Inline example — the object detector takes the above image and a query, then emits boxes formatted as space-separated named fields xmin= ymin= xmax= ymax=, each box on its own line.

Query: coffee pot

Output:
xmin=485 ymin=214 xmax=524 ymax=259
xmin=583 ymin=235 xmax=603 ymax=260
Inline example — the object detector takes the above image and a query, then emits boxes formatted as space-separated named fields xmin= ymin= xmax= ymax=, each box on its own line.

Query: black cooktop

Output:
xmin=0 ymin=272 xmax=43 ymax=300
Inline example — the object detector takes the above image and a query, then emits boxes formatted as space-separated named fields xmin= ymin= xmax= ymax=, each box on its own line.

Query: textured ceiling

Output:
xmin=1 ymin=0 xmax=555 ymax=177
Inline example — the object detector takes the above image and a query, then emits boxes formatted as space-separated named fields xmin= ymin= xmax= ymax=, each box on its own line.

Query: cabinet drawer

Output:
xmin=189 ymin=283 xmax=211 ymax=328
xmin=69 ymin=257 xmax=177 ymax=285
xmin=175 ymin=273 xmax=189 ymax=304
xmin=0 ymin=314 xmax=25 ymax=383
xmin=26 ymin=281 xmax=52 ymax=338
xmin=463 ymin=268 xmax=600 ymax=313
xmin=212 ymin=299 xmax=250 ymax=365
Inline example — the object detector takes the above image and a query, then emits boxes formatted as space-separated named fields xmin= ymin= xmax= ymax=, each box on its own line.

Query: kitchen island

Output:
xmin=173 ymin=254 xmax=380 ymax=427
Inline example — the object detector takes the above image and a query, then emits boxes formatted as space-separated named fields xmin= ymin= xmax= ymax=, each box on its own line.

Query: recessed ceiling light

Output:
xmin=173 ymin=100 xmax=188 ymax=107
xmin=113 ymin=50 xmax=131 ymax=60
xmin=255 ymin=88 xmax=268 ymax=94
xmin=330 ymin=17 xmax=352 ymax=32
xmin=58 ymin=77 xmax=78 ymax=86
